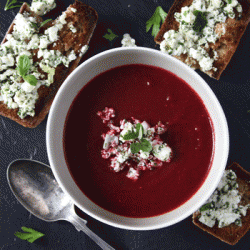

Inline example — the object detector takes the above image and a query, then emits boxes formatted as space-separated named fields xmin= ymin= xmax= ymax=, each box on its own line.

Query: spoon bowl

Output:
xmin=7 ymin=159 xmax=115 ymax=250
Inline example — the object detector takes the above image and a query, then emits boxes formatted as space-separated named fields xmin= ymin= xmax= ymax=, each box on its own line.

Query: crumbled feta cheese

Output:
xmin=99 ymin=108 xmax=172 ymax=180
xmin=153 ymin=144 xmax=171 ymax=162
xmin=45 ymin=26 xmax=59 ymax=43
xmin=21 ymin=81 xmax=36 ymax=93
xmin=126 ymin=168 xmax=140 ymax=180
xmin=79 ymin=45 xmax=89 ymax=57
xmin=69 ymin=24 xmax=77 ymax=33
xmin=13 ymin=12 xmax=37 ymax=40
xmin=0 ymin=9 xmax=81 ymax=119
xmin=121 ymin=33 xmax=137 ymax=47
xmin=31 ymin=0 xmax=56 ymax=16
xmin=199 ymin=170 xmax=249 ymax=228
xmin=160 ymin=0 xmax=242 ymax=72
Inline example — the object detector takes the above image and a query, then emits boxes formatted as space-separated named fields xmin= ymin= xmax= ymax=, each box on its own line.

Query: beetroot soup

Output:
xmin=63 ymin=64 xmax=214 ymax=218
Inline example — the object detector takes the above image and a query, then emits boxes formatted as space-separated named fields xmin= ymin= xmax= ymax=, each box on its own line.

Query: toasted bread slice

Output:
xmin=0 ymin=1 xmax=98 ymax=128
xmin=193 ymin=162 xmax=250 ymax=245
xmin=155 ymin=0 xmax=250 ymax=79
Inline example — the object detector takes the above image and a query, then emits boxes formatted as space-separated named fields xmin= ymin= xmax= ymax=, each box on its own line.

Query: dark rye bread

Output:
xmin=155 ymin=0 xmax=250 ymax=79
xmin=0 ymin=1 xmax=98 ymax=128
xmin=193 ymin=162 xmax=250 ymax=245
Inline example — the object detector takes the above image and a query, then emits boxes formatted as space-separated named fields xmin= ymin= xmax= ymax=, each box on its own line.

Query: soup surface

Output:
xmin=64 ymin=64 xmax=214 ymax=218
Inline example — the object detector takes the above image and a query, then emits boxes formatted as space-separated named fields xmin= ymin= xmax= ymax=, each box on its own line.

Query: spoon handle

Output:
xmin=68 ymin=213 xmax=116 ymax=250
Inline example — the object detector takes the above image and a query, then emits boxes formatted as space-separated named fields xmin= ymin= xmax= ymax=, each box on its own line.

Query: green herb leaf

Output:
xmin=31 ymin=22 xmax=38 ymax=29
xmin=130 ymin=142 xmax=141 ymax=154
xmin=40 ymin=19 xmax=52 ymax=28
xmin=140 ymin=138 xmax=152 ymax=152
xmin=136 ymin=123 xmax=144 ymax=139
xmin=103 ymin=29 xmax=118 ymax=42
xmin=130 ymin=139 xmax=152 ymax=154
xmin=23 ymin=75 xmax=37 ymax=86
xmin=14 ymin=227 xmax=44 ymax=243
xmin=5 ymin=0 xmax=23 ymax=11
xmin=146 ymin=6 xmax=167 ymax=38
xmin=200 ymin=202 xmax=213 ymax=212
xmin=122 ymin=123 xmax=144 ymax=141
xmin=17 ymin=55 xmax=30 ymax=77
xmin=193 ymin=11 xmax=208 ymax=33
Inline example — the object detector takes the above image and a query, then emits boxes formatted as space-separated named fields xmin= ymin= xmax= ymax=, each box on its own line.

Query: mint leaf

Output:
xmin=122 ymin=123 xmax=144 ymax=141
xmin=122 ymin=130 xmax=138 ymax=140
xmin=23 ymin=75 xmax=37 ymax=86
xmin=17 ymin=55 xmax=30 ymax=77
xmin=130 ymin=142 xmax=141 ymax=154
xmin=14 ymin=227 xmax=44 ymax=243
xmin=140 ymin=138 xmax=152 ymax=152
xmin=146 ymin=6 xmax=167 ymax=38
xmin=130 ymin=139 xmax=152 ymax=154
xmin=135 ymin=123 xmax=144 ymax=139
xmin=40 ymin=19 xmax=52 ymax=28
xmin=103 ymin=29 xmax=118 ymax=42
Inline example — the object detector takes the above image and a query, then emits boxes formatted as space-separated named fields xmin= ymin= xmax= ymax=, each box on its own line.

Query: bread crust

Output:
xmin=155 ymin=0 xmax=250 ymax=79
xmin=192 ymin=162 xmax=250 ymax=245
xmin=0 ymin=1 xmax=98 ymax=128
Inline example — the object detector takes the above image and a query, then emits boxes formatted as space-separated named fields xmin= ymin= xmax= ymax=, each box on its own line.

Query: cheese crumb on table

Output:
xmin=121 ymin=33 xmax=137 ymax=47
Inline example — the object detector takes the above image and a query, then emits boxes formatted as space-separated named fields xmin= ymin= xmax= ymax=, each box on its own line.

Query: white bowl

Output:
xmin=46 ymin=47 xmax=229 ymax=230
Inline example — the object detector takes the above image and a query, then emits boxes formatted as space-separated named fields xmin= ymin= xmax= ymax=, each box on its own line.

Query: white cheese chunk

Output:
xmin=153 ymin=143 xmax=171 ymax=161
xmin=121 ymin=34 xmax=137 ymax=47
xmin=31 ymin=0 xmax=56 ymax=16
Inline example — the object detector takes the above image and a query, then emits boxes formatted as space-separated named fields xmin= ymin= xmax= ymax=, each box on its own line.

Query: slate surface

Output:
xmin=0 ymin=0 xmax=250 ymax=249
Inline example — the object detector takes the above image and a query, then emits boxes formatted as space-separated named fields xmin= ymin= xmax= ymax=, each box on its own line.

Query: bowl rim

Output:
xmin=46 ymin=47 xmax=229 ymax=230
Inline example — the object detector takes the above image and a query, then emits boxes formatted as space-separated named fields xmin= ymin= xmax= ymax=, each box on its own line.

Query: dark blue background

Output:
xmin=0 ymin=0 xmax=250 ymax=249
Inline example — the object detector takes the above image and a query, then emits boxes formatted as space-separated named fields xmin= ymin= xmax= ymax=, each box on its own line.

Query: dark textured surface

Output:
xmin=0 ymin=0 xmax=250 ymax=249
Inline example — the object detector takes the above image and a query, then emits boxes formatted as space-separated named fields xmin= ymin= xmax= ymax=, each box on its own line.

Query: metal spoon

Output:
xmin=7 ymin=159 xmax=115 ymax=250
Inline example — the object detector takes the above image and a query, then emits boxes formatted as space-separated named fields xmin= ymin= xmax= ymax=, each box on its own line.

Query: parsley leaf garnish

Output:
xmin=199 ymin=202 xmax=214 ymax=212
xmin=103 ymin=29 xmax=118 ymax=42
xmin=14 ymin=227 xmax=44 ymax=243
xmin=146 ymin=6 xmax=167 ymax=38
xmin=193 ymin=10 xmax=208 ymax=33
xmin=5 ymin=0 xmax=23 ymax=11
xmin=17 ymin=55 xmax=37 ymax=86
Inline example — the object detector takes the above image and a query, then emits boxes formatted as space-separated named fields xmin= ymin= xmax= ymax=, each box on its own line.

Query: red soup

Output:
xmin=63 ymin=64 xmax=214 ymax=218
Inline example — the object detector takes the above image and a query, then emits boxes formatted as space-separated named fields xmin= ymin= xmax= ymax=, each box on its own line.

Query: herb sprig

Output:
xmin=130 ymin=138 xmax=152 ymax=154
xmin=199 ymin=202 xmax=214 ymax=212
xmin=103 ymin=29 xmax=118 ymax=42
xmin=146 ymin=6 xmax=167 ymax=38
xmin=17 ymin=55 xmax=37 ymax=86
xmin=14 ymin=227 xmax=44 ymax=243
xmin=31 ymin=19 xmax=53 ymax=30
xmin=5 ymin=0 xmax=23 ymax=11
xmin=193 ymin=10 xmax=208 ymax=33
xmin=122 ymin=123 xmax=144 ymax=141
xmin=122 ymin=123 xmax=152 ymax=154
